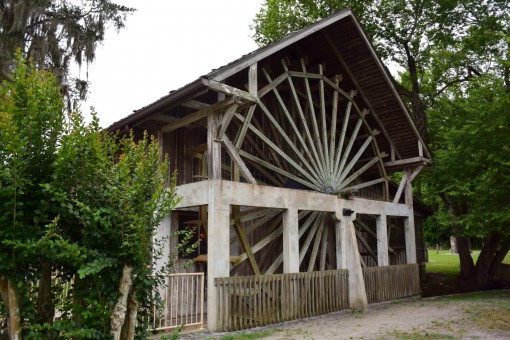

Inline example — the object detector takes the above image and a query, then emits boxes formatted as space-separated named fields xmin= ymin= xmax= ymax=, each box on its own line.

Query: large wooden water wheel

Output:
xmin=222 ymin=59 xmax=388 ymax=275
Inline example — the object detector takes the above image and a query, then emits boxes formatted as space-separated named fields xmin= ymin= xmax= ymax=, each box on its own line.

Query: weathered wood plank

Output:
xmin=214 ymin=269 xmax=349 ymax=331
xmin=220 ymin=134 xmax=257 ymax=185
xmin=205 ymin=79 xmax=258 ymax=103
xmin=217 ymin=103 xmax=239 ymax=139
xmin=232 ymin=206 xmax=261 ymax=275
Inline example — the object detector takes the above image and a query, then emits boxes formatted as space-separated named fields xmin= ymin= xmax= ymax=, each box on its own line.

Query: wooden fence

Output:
xmin=152 ymin=272 xmax=204 ymax=331
xmin=215 ymin=269 xmax=349 ymax=331
xmin=363 ymin=264 xmax=420 ymax=304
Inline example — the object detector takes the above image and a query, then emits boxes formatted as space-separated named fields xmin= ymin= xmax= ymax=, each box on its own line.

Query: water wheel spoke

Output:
xmin=282 ymin=61 xmax=326 ymax=177
xmin=262 ymin=68 xmax=323 ymax=178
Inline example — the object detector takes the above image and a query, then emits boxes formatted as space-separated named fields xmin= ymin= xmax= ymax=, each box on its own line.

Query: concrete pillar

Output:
xmin=283 ymin=208 xmax=299 ymax=273
xmin=335 ymin=219 xmax=347 ymax=270
xmin=376 ymin=214 xmax=389 ymax=266
xmin=404 ymin=215 xmax=417 ymax=264
xmin=154 ymin=214 xmax=172 ymax=273
xmin=333 ymin=201 xmax=367 ymax=311
xmin=206 ymin=182 xmax=230 ymax=331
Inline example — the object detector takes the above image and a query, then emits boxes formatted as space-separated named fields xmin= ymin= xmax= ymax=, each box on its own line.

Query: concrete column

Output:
xmin=335 ymin=219 xmax=347 ymax=270
xmin=376 ymin=214 xmax=389 ymax=266
xmin=207 ymin=182 xmax=230 ymax=331
xmin=333 ymin=201 xmax=367 ymax=311
xmin=404 ymin=215 xmax=417 ymax=264
xmin=283 ymin=208 xmax=299 ymax=273
xmin=154 ymin=214 xmax=172 ymax=273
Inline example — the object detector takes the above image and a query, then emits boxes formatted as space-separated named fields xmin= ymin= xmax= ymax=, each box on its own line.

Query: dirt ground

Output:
xmin=179 ymin=290 xmax=510 ymax=339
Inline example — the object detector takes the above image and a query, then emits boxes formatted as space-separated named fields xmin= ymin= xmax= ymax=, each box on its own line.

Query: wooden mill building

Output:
xmin=109 ymin=9 xmax=431 ymax=332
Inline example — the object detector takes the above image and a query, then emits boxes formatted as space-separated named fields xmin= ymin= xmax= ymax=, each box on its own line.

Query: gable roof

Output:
xmin=108 ymin=8 xmax=431 ymax=165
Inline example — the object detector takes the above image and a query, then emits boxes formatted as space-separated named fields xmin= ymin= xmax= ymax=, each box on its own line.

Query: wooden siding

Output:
xmin=363 ymin=264 xmax=420 ymax=304
xmin=215 ymin=269 xmax=349 ymax=331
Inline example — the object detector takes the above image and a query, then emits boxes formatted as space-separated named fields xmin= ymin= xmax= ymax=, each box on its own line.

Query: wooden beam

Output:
xmin=235 ymin=112 xmax=323 ymax=189
xmin=393 ymin=172 xmax=409 ymax=203
xmin=384 ymin=156 xmax=431 ymax=169
xmin=319 ymin=224 xmax=329 ymax=270
xmin=262 ymin=66 xmax=322 ymax=178
xmin=232 ymin=206 xmax=260 ymax=275
xmin=336 ymin=133 xmax=375 ymax=186
xmin=240 ymin=150 xmax=322 ymax=192
xmin=182 ymin=99 xmax=210 ymax=110
xmin=301 ymin=58 xmax=327 ymax=172
xmin=204 ymin=79 xmax=258 ymax=103
xmin=220 ymin=134 xmax=257 ymax=185
xmin=329 ymin=75 xmax=340 ymax=176
xmin=308 ymin=218 xmax=325 ymax=272
xmin=299 ymin=213 xmax=323 ymax=265
xmin=354 ymin=228 xmax=377 ymax=262
xmin=217 ymin=103 xmax=239 ymax=139
xmin=207 ymin=105 xmax=222 ymax=180
xmin=248 ymin=63 xmax=257 ymax=96
xmin=338 ymin=153 xmax=388 ymax=189
xmin=153 ymin=114 xmax=177 ymax=124
xmin=409 ymin=165 xmax=424 ymax=182
xmin=161 ymin=97 xmax=235 ymax=132
xmin=282 ymin=60 xmax=325 ymax=177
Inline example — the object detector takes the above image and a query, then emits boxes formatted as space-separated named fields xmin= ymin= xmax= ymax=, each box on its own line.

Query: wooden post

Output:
xmin=208 ymin=95 xmax=224 ymax=180
xmin=283 ymin=208 xmax=299 ymax=273
xmin=376 ymin=214 xmax=389 ymax=266
xmin=206 ymin=182 xmax=230 ymax=331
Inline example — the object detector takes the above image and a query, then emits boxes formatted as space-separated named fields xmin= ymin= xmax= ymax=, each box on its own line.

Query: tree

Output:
xmin=0 ymin=51 xmax=64 ymax=339
xmin=0 ymin=0 xmax=134 ymax=104
xmin=252 ymin=0 xmax=510 ymax=289
xmin=424 ymin=75 xmax=510 ymax=291
xmin=0 ymin=54 xmax=179 ymax=338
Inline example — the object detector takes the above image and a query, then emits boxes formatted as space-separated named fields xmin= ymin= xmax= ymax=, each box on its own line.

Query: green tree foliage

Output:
xmin=0 ymin=54 xmax=179 ymax=338
xmin=252 ymin=0 xmax=508 ymax=140
xmin=253 ymin=0 xmax=510 ymax=290
xmin=0 ymin=0 xmax=134 ymax=102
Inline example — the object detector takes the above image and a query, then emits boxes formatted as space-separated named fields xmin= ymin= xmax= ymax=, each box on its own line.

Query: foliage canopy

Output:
xmin=0 ymin=53 xmax=179 ymax=338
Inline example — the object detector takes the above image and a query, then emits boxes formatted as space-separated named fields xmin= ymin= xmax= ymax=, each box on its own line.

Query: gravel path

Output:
xmin=178 ymin=290 xmax=510 ymax=339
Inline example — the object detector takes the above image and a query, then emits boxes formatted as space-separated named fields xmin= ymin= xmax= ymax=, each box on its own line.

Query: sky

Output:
xmin=79 ymin=0 xmax=265 ymax=127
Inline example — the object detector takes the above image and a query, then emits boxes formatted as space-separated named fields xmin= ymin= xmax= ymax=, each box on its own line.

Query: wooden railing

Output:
xmin=215 ymin=269 xmax=348 ymax=331
xmin=363 ymin=264 xmax=420 ymax=304
xmin=152 ymin=273 xmax=204 ymax=331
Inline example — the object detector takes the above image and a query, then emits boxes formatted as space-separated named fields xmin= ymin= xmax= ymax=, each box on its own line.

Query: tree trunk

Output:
xmin=457 ymin=233 xmax=510 ymax=292
xmin=110 ymin=265 xmax=133 ymax=340
xmin=37 ymin=262 xmax=55 ymax=324
xmin=456 ymin=235 xmax=475 ymax=281
xmin=0 ymin=277 xmax=22 ymax=340
xmin=403 ymin=41 xmax=429 ymax=142
xmin=120 ymin=290 xmax=139 ymax=339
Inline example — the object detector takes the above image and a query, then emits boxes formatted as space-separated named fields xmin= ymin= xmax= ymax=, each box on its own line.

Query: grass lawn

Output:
xmin=427 ymin=249 xmax=510 ymax=277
